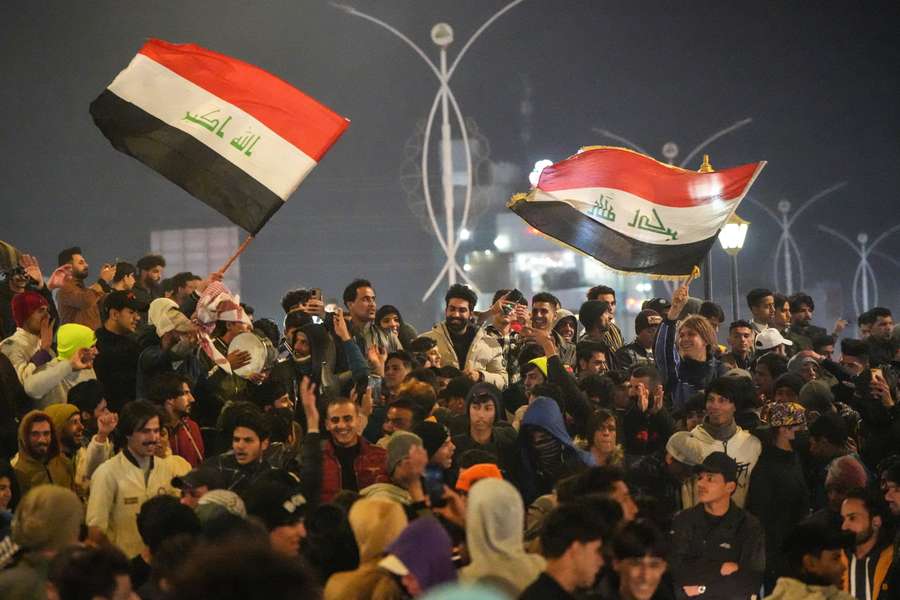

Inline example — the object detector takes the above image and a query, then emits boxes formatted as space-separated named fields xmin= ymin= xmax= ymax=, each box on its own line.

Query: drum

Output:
xmin=228 ymin=331 xmax=276 ymax=378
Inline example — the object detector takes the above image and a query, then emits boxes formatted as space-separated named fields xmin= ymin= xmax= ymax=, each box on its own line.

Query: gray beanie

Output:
xmin=387 ymin=431 xmax=423 ymax=474
xmin=12 ymin=485 xmax=82 ymax=551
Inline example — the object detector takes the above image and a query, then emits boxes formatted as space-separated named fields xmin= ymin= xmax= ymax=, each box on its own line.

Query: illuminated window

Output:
xmin=150 ymin=227 xmax=241 ymax=296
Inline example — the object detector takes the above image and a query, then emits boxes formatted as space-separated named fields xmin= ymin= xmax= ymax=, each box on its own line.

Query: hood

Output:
xmin=17 ymin=410 xmax=61 ymax=461
xmin=44 ymin=404 xmax=78 ymax=439
xmin=464 ymin=382 xmax=503 ymax=424
xmin=462 ymin=478 xmax=545 ymax=590
xmin=348 ymin=498 xmax=408 ymax=562
xmin=520 ymin=397 xmax=596 ymax=466
xmin=385 ymin=517 xmax=457 ymax=592
xmin=56 ymin=323 xmax=96 ymax=360
xmin=553 ymin=309 xmax=579 ymax=336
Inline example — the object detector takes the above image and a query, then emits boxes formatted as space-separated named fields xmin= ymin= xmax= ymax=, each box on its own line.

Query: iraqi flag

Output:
xmin=508 ymin=147 xmax=765 ymax=277
xmin=90 ymin=39 xmax=349 ymax=234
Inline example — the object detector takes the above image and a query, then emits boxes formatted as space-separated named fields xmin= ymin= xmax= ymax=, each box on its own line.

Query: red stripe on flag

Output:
xmin=537 ymin=148 xmax=761 ymax=208
xmin=138 ymin=39 xmax=348 ymax=161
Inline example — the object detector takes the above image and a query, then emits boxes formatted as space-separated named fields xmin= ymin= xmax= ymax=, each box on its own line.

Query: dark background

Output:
xmin=3 ymin=1 xmax=898 ymax=330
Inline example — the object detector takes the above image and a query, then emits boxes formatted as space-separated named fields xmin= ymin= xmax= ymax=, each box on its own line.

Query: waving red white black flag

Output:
xmin=509 ymin=147 xmax=765 ymax=277
xmin=90 ymin=39 xmax=349 ymax=234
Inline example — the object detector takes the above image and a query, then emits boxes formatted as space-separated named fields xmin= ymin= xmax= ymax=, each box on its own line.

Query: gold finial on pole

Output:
xmin=698 ymin=154 xmax=714 ymax=173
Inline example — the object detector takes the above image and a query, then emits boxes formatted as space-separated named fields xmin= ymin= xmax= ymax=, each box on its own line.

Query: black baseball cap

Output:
xmin=642 ymin=298 xmax=671 ymax=314
xmin=694 ymin=451 xmax=738 ymax=482
xmin=172 ymin=466 xmax=226 ymax=491
xmin=103 ymin=290 xmax=148 ymax=313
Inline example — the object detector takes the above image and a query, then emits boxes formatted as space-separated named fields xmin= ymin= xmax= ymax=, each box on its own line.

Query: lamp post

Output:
xmin=718 ymin=213 xmax=750 ymax=321
xmin=333 ymin=1 xmax=526 ymax=301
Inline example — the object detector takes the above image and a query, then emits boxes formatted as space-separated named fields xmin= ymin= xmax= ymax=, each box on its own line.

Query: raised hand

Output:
xmin=668 ymin=283 xmax=690 ymax=320
xmin=19 ymin=254 xmax=44 ymax=288
xmin=299 ymin=376 xmax=319 ymax=432
xmin=70 ymin=347 xmax=96 ymax=371
xmin=40 ymin=314 xmax=54 ymax=351
xmin=332 ymin=307 xmax=351 ymax=342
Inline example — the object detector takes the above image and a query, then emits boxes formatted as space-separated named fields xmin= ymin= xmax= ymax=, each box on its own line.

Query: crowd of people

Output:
xmin=0 ymin=242 xmax=898 ymax=600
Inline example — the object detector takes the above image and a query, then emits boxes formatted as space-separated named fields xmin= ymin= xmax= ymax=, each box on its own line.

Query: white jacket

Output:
xmin=0 ymin=328 xmax=95 ymax=408
xmin=682 ymin=422 xmax=762 ymax=509
xmin=421 ymin=322 xmax=508 ymax=389
xmin=86 ymin=451 xmax=189 ymax=557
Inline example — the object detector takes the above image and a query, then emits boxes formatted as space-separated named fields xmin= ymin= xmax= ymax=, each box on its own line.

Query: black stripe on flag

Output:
xmin=509 ymin=199 xmax=717 ymax=276
xmin=90 ymin=90 xmax=283 ymax=235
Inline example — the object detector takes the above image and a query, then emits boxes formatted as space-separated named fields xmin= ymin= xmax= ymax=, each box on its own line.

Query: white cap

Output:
xmin=755 ymin=328 xmax=793 ymax=351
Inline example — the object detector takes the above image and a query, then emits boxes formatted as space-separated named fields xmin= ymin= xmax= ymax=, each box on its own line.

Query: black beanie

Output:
xmin=412 ymin=421 xmax=450 ymax=459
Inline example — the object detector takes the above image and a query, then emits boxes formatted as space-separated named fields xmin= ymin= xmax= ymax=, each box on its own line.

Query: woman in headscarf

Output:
xmin=323 ymin=497 xmax=408 ymax=600
xmin=460 ymin=478 xmax=545 ymax=595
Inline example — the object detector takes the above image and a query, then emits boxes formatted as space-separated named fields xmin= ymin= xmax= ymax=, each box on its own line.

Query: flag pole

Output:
xmin=697 ymin=154 xmax=715 ymax=300
xmin=217 ymin=235 xmax=254 ymax=275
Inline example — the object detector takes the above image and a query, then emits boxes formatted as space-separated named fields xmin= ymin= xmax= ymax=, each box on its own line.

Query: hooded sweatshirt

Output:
xmin=461 ymin=478 xmax=545 ymax=594
xmin=384 ymin=518 xmax=457 ymax=593
xmin=518 ymin=397 xmax=596 ymax=502
xmin=10 ymin=410 xmax=74 ymax=495
xmin=323 ymin=498 xmax=408 ymax=600
xmin=682 ymin=420 xmax=761 ymax=508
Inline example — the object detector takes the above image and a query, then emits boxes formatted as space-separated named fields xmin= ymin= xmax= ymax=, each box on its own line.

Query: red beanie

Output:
xmin=11 ymin=291 xmax=48 ymax=328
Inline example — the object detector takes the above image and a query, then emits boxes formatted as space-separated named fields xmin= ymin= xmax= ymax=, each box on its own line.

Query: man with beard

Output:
xmin=11 ymin=410 xmax=74 ymax=494
xmin=132 ymin=254 xmax=166 ymax=307
xmin=865 ymin=307 xmax=895 ymax=367
xmin=587 ymin=285 xmax=625 ymax=352
xmin=421 ymin=284 xmax=507 ymax=389
xmin=94 ymin=290 xmax=146 ymax=411
xmin=0 ymin=249 xmax=57 ymax=339
xmin=530 ymin=292 xmax=576 ymax=367
xmin=55 ymin=246 xmax=115 ymax=330
xmin=622 ymin=366 xmax=673 ymax=458
xmin=88 ymin=401 xmax=185 ymax=557
xmin=148 ymin=373 xmax=204 ymax=468
xmin=840 ymin=488 xmax=895 ymax=599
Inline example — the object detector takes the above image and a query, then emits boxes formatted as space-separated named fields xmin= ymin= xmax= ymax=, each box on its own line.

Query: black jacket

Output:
xmin=93 ymin=326 xmax=141 ymax=412
xmin=669 ymin=502 xmax=765 ymax=600
xmin=746 ymin=443 xmax=810 ymax=592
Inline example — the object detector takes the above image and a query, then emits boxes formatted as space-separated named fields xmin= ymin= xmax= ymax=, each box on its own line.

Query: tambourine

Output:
xmin=228 ymin=331 xmax=276 ymax=377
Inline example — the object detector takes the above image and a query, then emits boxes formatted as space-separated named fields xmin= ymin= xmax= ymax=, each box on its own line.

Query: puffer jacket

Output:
xmin=421 ymin=322 xmax=507 ymax=389
xmin=10 ymin=410 xmax=74 ymax=495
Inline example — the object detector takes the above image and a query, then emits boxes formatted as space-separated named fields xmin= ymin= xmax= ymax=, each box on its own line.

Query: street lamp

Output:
xmin=718 ymin=213 xmax=750 ymax=321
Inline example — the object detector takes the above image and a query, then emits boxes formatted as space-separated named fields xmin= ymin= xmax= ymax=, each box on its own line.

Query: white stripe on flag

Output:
xmin=531 ymin=187 xmax=739 ymax=245
xmin=107 ymin=53 xmax=316 ymax=201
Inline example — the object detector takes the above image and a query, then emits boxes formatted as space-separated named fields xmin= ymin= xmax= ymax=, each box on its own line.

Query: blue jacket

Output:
xmin=654 ymin=318 xmax=727 ymax=411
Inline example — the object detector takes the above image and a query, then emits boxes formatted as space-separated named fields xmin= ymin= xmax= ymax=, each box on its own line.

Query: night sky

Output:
xmin=3 ymin=1 xmax=898 ymax=329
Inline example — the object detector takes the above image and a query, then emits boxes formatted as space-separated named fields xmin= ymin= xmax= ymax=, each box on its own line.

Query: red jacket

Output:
xmin=320 ymin=436 xmax=388 ymax=504
xmin=169 ymin=417 xmax=205 ymax=468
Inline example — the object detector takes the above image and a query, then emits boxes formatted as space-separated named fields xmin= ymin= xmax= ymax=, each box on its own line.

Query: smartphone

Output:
xmin=424 ymin=464 xmax=447 ymax=508
xmin=309 ymin=288 xmax=322 ymax=302
xmin=871 ymin=368 xmax=884 ymax=382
